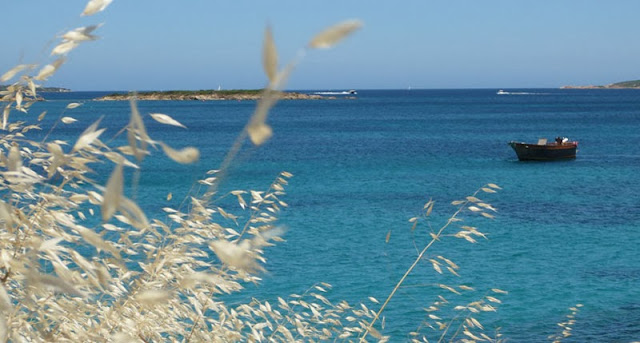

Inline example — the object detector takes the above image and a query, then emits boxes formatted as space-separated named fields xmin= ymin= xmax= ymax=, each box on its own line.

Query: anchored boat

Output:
xmin=509 ymin=137 xmax=578 ymax=161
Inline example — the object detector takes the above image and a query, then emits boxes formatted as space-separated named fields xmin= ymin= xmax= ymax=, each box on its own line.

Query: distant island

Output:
xmin=0 ymin=85 xmax=70 ymax=92
xmin=39 ymin=87 xmax=71 ymax=92
xmin=95 ymin=89 xmax=345 ymax=101
xmin=561 ymin=80 xmax=640 ymax=89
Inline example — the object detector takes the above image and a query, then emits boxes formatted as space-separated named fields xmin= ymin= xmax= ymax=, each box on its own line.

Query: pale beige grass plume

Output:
xmin=0 ymin=1 xmax=577 ymax=342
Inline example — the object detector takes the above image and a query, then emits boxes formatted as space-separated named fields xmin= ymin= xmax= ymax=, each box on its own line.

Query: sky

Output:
xmin=2 ymin=0 xmax=640 ymax=91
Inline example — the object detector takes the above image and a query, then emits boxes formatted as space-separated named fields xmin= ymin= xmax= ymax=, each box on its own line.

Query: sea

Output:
xmin=31 ymin=89 xmax=640 ymax=341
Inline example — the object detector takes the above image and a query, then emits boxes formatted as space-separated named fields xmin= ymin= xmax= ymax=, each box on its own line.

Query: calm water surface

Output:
xmin=35 ymin=89 xmax=640 ymax=341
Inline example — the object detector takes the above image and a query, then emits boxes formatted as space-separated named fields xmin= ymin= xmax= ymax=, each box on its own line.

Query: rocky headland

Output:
xmin=95 ymin=90 xmax=343 ymax=101
xmin=561 ymin=80 xmax=640 ymax=89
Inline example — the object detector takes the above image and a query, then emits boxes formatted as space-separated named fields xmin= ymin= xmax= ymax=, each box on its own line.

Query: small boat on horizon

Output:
xmin=497 ymin=89 xmax=508 ymax=95
xmin=509 ymin=137 xmax=578 ymax=161
xmin=313 ymin=89 xmax=357 ymax=95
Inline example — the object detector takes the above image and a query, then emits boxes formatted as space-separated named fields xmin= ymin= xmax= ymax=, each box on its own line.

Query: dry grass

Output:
xmin=359 ymin=186 xmax=506 ymax=343
xmin=0 ymin=1 xmax=583 ymax=342
xmin=0 ymin=2 xmax=376 ymax=342
xmin=548 ymin=304 xmax=583 ymax=343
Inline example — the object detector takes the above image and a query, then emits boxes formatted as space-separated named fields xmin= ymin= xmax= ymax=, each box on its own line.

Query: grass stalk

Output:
xmin=359 ymin=193 xmax=474 ymax=342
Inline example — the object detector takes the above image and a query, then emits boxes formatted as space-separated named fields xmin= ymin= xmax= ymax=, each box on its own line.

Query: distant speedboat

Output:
xmin=313 ymin=90 xmax=357 ymax=95
xmin=509 ymin=137 xmax=578 ymax=161
xmin=497 ymin=89 xmax=508 ymax=95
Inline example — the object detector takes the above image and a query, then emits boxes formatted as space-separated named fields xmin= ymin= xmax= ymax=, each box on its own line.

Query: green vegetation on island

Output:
xmin=1 ymin=85 xmax=70 ymax=92
xmin=146 ymin=89 xmax=263 ymax=96
xmin=561 ymin=79 xmax=640 ymax=89
xmin=96 ymin=89 xmax=336 ymax=101
xmin=607 ymin=80 xmax=640 ymax=88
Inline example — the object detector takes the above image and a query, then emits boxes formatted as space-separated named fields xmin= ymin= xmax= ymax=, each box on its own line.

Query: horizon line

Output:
xmin=37 ymin=86 xmax=640 ymax=92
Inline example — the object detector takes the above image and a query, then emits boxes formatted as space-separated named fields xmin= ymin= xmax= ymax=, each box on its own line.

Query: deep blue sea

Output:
xmin=34 ymin=89 xmax=640 ymax=341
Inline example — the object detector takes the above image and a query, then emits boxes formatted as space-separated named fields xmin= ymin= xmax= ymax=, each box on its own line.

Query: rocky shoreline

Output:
xmin=95 ymin=91 xmax=346 ymax=101
xmin=560 ymin=85 xmax=633 ymax=89
xmin=561 ymin=80 xmax=640 ymax=89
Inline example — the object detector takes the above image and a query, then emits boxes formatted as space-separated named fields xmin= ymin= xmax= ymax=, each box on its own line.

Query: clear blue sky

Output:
xmin=2 ymin=0 xmax=640 ymax=91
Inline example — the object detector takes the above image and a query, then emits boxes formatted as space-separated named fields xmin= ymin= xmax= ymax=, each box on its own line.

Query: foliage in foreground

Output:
xmin=0 ymin=1 xmax=581 ymax=342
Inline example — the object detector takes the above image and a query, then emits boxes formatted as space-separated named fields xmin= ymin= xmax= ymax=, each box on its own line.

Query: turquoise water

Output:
xmin=35 ymin=89 xmax=640 ymax=341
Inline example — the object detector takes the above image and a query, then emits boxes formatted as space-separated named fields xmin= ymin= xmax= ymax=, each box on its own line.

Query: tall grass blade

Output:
xmin=309 ymin=19 xmax=363 ymax=49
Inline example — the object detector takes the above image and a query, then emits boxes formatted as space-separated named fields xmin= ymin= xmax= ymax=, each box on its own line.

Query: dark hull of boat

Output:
xmin=509 ymin=142 xmax=577 ymax=161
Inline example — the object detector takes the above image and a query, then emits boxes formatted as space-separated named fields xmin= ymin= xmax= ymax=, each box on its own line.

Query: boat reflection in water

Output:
xmin=509 ymin=137 xmax=578 ymax=161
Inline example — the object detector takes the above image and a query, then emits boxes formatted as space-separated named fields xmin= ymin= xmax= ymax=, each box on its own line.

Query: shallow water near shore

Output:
xmin=36 ymin=89 xmax=640 ymax=341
